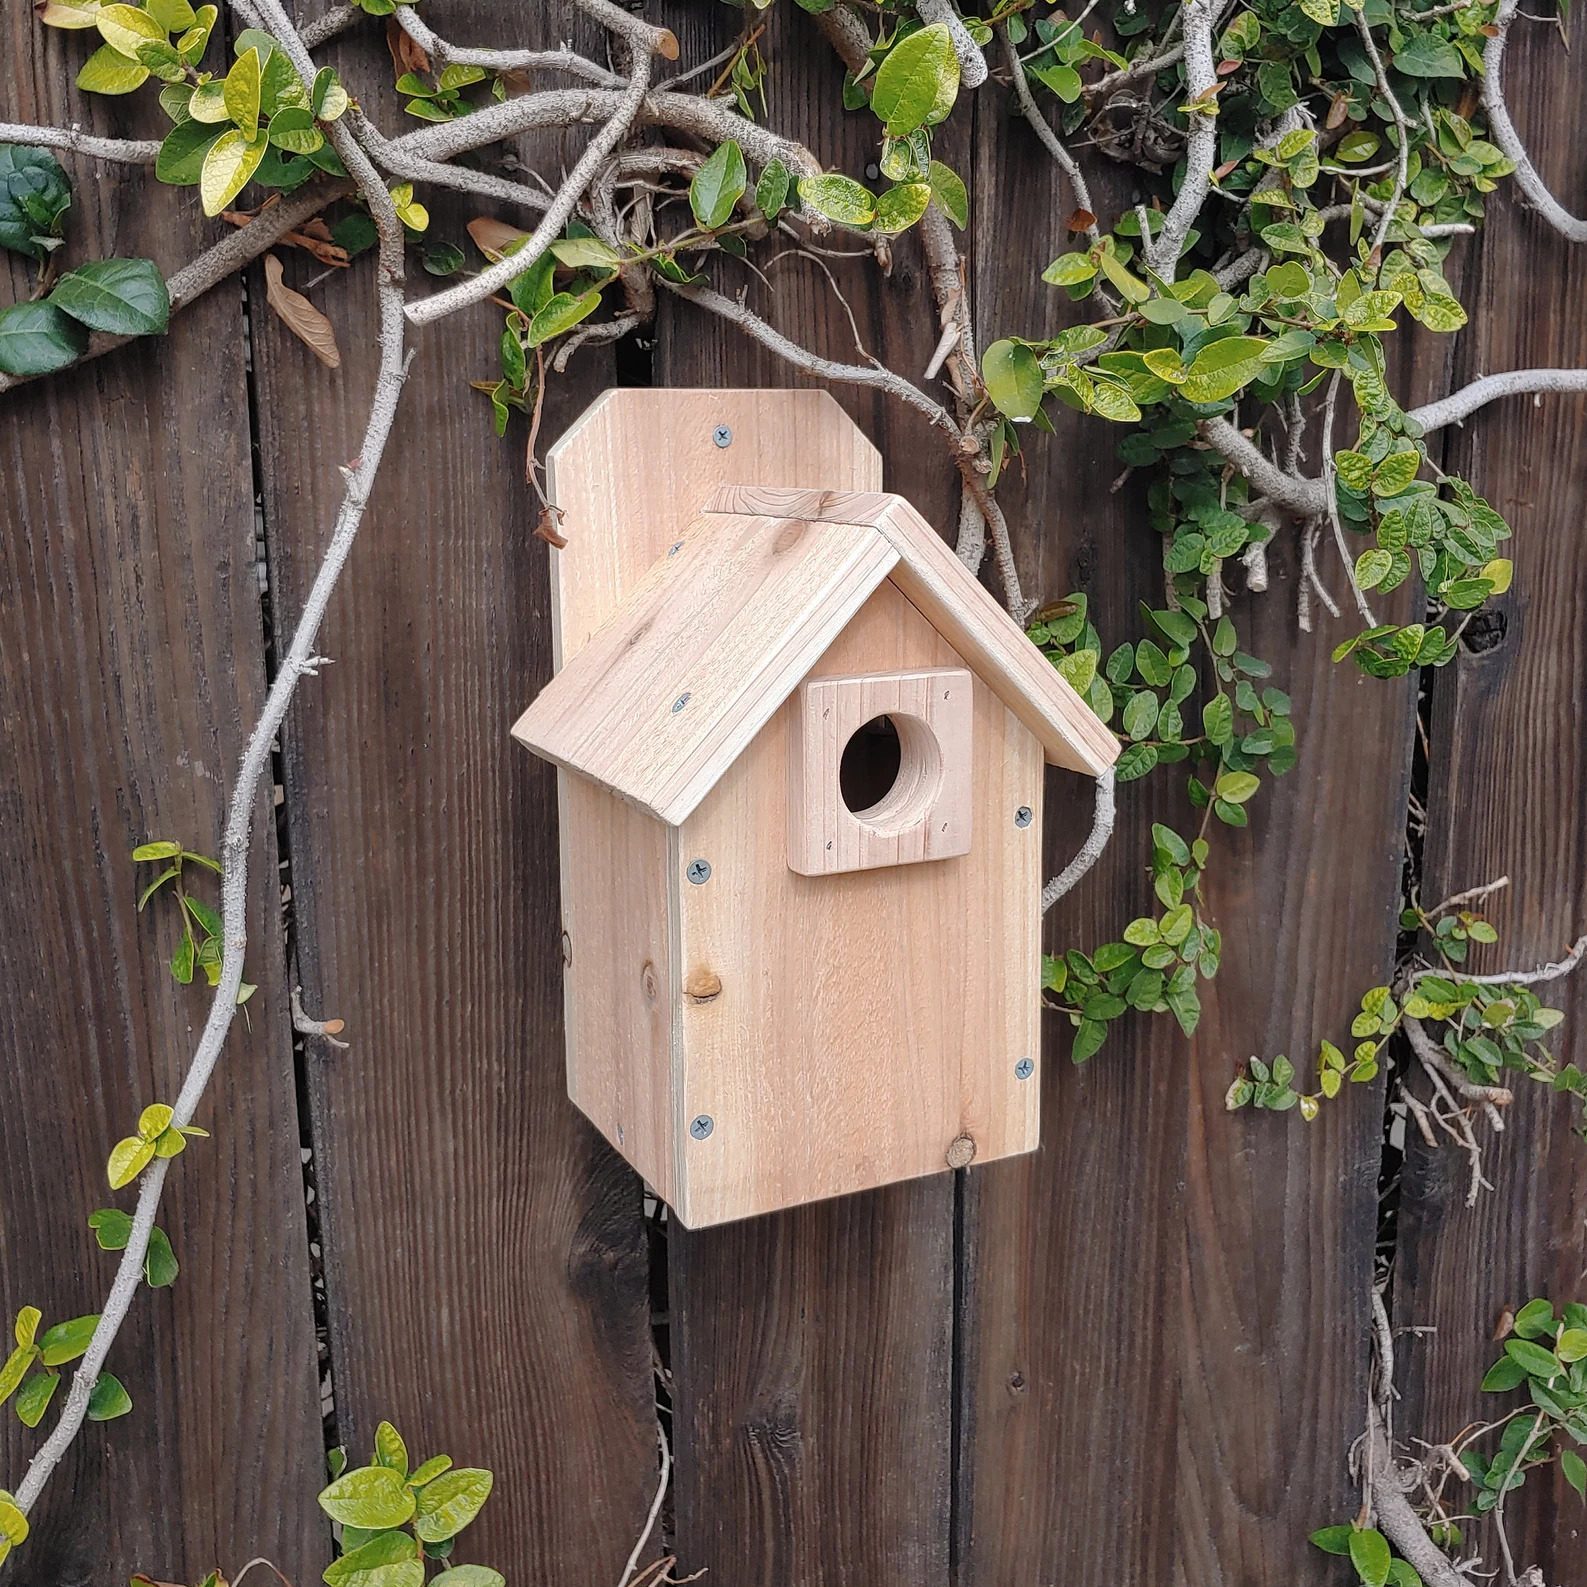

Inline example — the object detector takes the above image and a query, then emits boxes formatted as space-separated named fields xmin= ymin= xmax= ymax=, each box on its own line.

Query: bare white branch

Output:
xmin=1484 ymin=0 xmax=1587 ymax=243
xmin=1146 ymin=0 xmax=1216 ymax=280
xmin=394 ymin=9 xmax=623 ymax=85
xmin=1409 ymin=367 xmax=1587 ymax=432
xmin=1042 ymin=769 xmax=1117 ymax=913
xmin=998 ymin=26 xmax=1098 ymax=239
xmin=0 ymin=122 xmax=158 ymax=163
xmin=919 ymin=0 xmax=990 ymax=88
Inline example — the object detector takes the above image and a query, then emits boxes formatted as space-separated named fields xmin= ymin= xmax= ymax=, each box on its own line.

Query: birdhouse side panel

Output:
xmin=669 ymin=580 xmax=1043 ymax=1228
xmin=558 ymin=771 xmax=684 ymax=1207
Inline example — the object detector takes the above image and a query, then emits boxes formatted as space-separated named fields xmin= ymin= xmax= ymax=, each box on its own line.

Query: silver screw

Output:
xmin=667 ymin=540 xmax=684 ymax=556
xmin=690 ymin=1114 xmax=715 ymax=1140
xmin=672 ymin=692 xmax=691 ymax=713
xmin=1015 ymin=806 xmax=1034 ymax=828
xmin=713 ymin=424 xmax=732 ymax=448
xmin=687 ymin=858 xmax=712 ymax=885
xmin=1015 ymin=1057 xmax=1035 ymax=1081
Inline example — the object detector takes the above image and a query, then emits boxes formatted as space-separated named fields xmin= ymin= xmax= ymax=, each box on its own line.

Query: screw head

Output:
xmin=1015 ymin=805 xmax=1034 ymax=828
xmin=713 ymin=424 xmax=732 ymax=448
xmin=686 ymin=858 xmax=712 ymax=885
xmin=690 ymin=1114 xmax=715 ymax=1140
xmin=672 ymin=692 xmax=691 ymax=714
xmin=667 ymin=540 xmax=684 ymax=557
xmin=1015 ymin=1057 xmax=1035 ymax=1081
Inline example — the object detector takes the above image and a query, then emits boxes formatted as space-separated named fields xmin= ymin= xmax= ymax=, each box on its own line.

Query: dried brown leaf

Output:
xmin=1066 ymin=208 xmax=1096 ymax=232
xmin=534 ymin=506 xmax=569 ymax=549
xmin=386 ymin=14 xmax=429 ymax=76
xmin=263 ymin=253 xmax=341 ymax=369
xmin=467 ymin=215 xmax=530 ymax=259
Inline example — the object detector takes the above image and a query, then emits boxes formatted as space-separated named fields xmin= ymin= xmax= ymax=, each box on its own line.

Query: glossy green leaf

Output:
xmin=1348 ymin=1527 xmax=1391 ymax=1587
xmin=319 ymin=1466 xmax=418 ymax=1531
xmin=874 ymin=180 xmax=932 ymax=234
xmin=0 ymin=301 xmax=87 ymax=376
xmin=14 ymin=1370 xmax=57 ymax=1429
xmin=38 ymin=1314 xmax=99 ymax=1368
xmin=323 ymin=1528 xmax=421 ymax=1587
xmin=871 ymin=23 xmax=959 ymax=136
xmin=982 ymin=339 xmax=1044 ymax=422
xmin=77 ymin=43 xmax=149 ymax=93
xmin=86 ymin=1372 xmax=131 ymax=1422
xmin=526 ymin=289 xmax=600 ymax=347
xmin=200 ymin=128 xmax=268 ymax=216
xmin=0 ymin=146 xmax=72 ymax=261
xmin=48 ymin=258 xmax=169 ymax=335
xmin=926 ymin=159 xmax=967 ymax=228
xmin=797 ymin=174 xmax=875 ymax=228
xmin=689 ymin=140 xmax=746 ymax=229
xmin=413 ymin=1467 xmax=494 ymax=1542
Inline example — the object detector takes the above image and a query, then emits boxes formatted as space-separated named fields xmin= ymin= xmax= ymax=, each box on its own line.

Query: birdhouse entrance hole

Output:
xmin=790 ymin=667 xmax=973 ymax=876
xmin=839 ymin=713 xmax=944 ymax=835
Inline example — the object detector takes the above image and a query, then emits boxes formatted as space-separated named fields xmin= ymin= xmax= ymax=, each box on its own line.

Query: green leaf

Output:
xmin=157 ymin=119 xmax=223 ymax=184
xmin=1391 ymin=35 xmax=1465 ymax=77
xmin=267 ymin=107 xmax=324 ymax=155
xmin=323 ymin=1528 xmax=422 ymax=1587
xmin=107 ymin=1135 xmax=155 ymax=1190
xmin=755 ymin=157 xmax=790 ymax=219
xmin=689 ymin=140 xmax=746 ymax=230
xmin=1562 ymin=1448 xmax=1587 ymax=1502
xmin=95 ymin=2 xmax=166 ymax=56
xmin=526 ymin=289 xmax=600 ymax=347
xmin=0 ymin=301 xmax=87 ymax=376
xmin=1512 ymin=1298 xmax=1556 ymax=1338
xmin=88 ymin=1207 xmax=134 ymax=1250
xmin=1071 ymin=1017 xmax=1107 ymax=1063
xmin=982 ymin=339 xmax=1044 ymax=422
xmin=38 ymin=1314 xmax=98 ymax=1368
xmin=407 ymin=1455 xmax=453 ymax=1488
xmin=797 ymin=173 xmax=875 ymax=228
xmin=413 ymin=1467 xmax=494 ymax=1543
xmin=147 ymin=0 xmax=196 ymax=28
xmin=319 ymin=1466 xmax=419 ymax=1531
xmin=0 ymin=1343 xmax=37 ymax=1408
xmin=1308 ymin=1526 xmax=1355 ymax=1556
xmin=1180 ymin=336 xmax=1270 ymax=403
xmin=14 ymin=1370 xmax=57 ymax=1428
xmin=86 ymin=1371 xmax=131 ymax=1422
xmin=1372 ymin=451 xmax=1421 ymax=497
xmin=429 ymin=1570 xmax=505 ymax=1587
xmin=374 ymin=1420 xmax=409 ymax=1477
xmin=313 ymin=67 xmax=351 ymax=120
xmin=875 ymin=181 xmax=932 ymax=234
xmin=1348 ymin=1527 xmax=1392 ymax=1587
xmin=49 ymin=257 xmax=169 ymax=335
xmin=1042 ymin=252 xmax=1096 ymax=287
xmin=0 ymin=146 xmax=72 ymax=261
xmin=1355 ymin=549 xmax=1393 ymax=591
xmin=144 ymin=1225 xmax=180 ymax=1288
xmin=871 ymin=23 xmax=960 ymax=136
xmin=926 ymin=159 xmax=967 ymax=228
xmin=1505 ymin=1338 xmax=1564 ymax=1380
xmin=224 ymin=45 xmax=264 ymax=138
xmin=200 ymin=127 xmax=268 ymax=216
xmin=77 ymin=42 xmax=149 ymax=93
xmin=1214 ymin=770 xmax=1260 ymax=805
xmin=1386 ymin=1562 xmax=1423 ymax=1587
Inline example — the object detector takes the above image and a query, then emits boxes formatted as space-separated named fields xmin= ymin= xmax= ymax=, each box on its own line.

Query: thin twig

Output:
xmin=1041 ymin=769 xmax=1117 ymax=912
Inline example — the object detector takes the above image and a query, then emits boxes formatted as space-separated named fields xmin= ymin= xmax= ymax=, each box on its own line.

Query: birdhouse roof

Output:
xmin=511 ymin=486 xmax=1118 ymax=825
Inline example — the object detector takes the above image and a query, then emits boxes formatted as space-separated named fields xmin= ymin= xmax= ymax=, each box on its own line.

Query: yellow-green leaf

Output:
xmin=14 ymin=1308 xmax=40 ymax=1352
xmin=874 ymin=180 xmax=932 ymax=234
xmin=14 ymin=1370 xmax=58 ymax=1428
xmin=138 ymin=1102 xmax=175 ymax=1140
xmin=0 ymin=1493 xmax=27 ymax=1549
xmin=797 ymin=173 xmax=876 ymax=229
xmin=77 ymin=43 xmax=149 ymax=94
xmin=153 ymin=1126 xmax=188 ymax=1159
xmin=200 ymin=127 xmax=268 ymax=216
xmin=38 ymin=1314 xmax=98 ymax=1368
xmin=871 ymin=23 xmax=960 ymax=136
xmin=224 ymin=46 xmax=264 ymax=140
xmin=189 ymin=79 xmax=231 ymax=123
xmin=323 ymin=1529 xmax=422 ymax=1587
xmin=95 ymin=2 xmax=167 ymax=57
xmin=374 ymin=1421 xmax=408 ymax=1477
xmin=146 ymin=0 xmax=196 ymax=29
xmin=108 ymin=1135 xmax=156 ymax=1189
xmin=0 ymin=1345 xmax=38 ymax=1407
xmin=319 ymin=1466 xmax=417 ymax=1531
xmin=413 ymin=1468 xmax=494 ymax=1543
xmin=982 ymin=338 xmax=1044 ymax=422
xmin=37 ymin=0 xmax=105 ymax=27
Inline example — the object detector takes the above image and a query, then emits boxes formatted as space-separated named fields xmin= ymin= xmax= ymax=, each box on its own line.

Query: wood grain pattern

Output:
xmin=954 ymin=64 xmax=1416 ymax=1587
xmin=247 ymin=5 xmax=659 ymax=1579
xmin=514 ymin=508 xmax=901 ymax=824
xmin=657 ymin=3 xmax=963 ymax=1578
xmin=1394 ymin=19 xmax=1587 ymax=1579
xmin=0 ymin=9 xmax=324 ymax=1582
xmin=674 ymin=580 xmax=1042 ymax=1227
xmin=708 ymin=486 xmax=1121 ymax=776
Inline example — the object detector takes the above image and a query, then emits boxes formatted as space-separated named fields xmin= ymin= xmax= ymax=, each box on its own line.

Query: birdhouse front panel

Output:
xmin=672 ymin=580 xmax=1043 ymax=1228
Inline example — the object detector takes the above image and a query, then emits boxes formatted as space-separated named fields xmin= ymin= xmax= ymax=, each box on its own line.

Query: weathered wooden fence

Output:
xmin=2 ymin=4 xmax=1585 ymax=1584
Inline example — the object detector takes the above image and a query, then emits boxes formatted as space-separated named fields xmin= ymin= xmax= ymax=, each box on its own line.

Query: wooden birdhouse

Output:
xmin=512 ymin=389 xmax=1117 ymax=1227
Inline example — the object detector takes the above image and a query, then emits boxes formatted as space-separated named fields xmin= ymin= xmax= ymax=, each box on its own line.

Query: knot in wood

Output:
xmin=946 ymin=1134 xmax=976 ymax=1169
xmin=639 ymin=958 xmax=659 ymax=1003
xmin=684 ymin=968 xmax=723 ymax=1003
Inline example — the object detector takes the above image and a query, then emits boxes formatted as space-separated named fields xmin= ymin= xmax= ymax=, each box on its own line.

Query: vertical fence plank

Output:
xmin=957 ymin=81 xmax=1416 ymax=1586
xmin=0 ymin=12 xmax=325 ymax=1583
xmin=656 ymin=8 xmax=958 ymax=1583
xmin=1396 ymin=23 xmax=1587 ymax=1580
xmin=248 ymin=3 xmax=658 ymax=1578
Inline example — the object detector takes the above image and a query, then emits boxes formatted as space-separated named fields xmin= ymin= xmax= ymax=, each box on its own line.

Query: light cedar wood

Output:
xmin=788 ymin=666 xmax=973 ymax=876
xmin=672 ymin=580 xmax=1042 ymax=1227
xmin=539 ymin=387 xmax=886 ymax=1219
xmin=511 ymin=506 xmax=901 ymax=825
xmin=707 ymin=484 xmax=1120 ymax=777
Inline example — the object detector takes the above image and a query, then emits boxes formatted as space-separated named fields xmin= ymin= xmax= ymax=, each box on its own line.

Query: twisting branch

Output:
xmin=0 ymin=178 xmax=347 ymax=396
xmin=998 ymin=26 xmax=1099 ymax=239
xmin=1147 ymin=0 xmax=1216 ymax=280
xmin=570 ymin=0 xmax=679 ymax=60
xmin=1484 ymin=0 xmax=1587 ymax=244
xmin=0 ymin=122 xmax=157 ymax=163
xmin=1354 ymin=10 xmax=1412 ymax=263
xmin=1198 ymin=417 xmax=1329 ymax=516
xmin=393 ymin=9 xmax=624 ymax=86
xmin=405 ymin=56 xmax=656 ymax=326
xmin=7 ymin=0 xmax=412 ymax=1529
xmin=1042 ymin=769 xmax=1117 ymax=913
xmin=1409 ymin=368 xmax=1587 ymax=433
xmin=919 ymin=0 xmax=990 ymax=88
